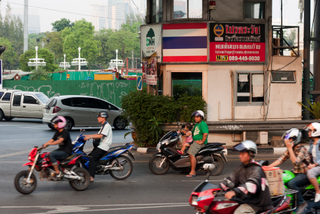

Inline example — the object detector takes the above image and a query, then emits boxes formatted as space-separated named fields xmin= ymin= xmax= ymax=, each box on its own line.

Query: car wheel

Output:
xmin=0 ymin=110 xmax=4 ymax=121
xmin=65 ymin=118 xmax=74 ymax=131
xmin=114 ymin=117 xmax=127 ymax=130
xmin=47 ymin=123 xmax=55 ymax=130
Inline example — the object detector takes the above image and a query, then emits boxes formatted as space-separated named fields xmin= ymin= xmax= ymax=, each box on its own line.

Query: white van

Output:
xmin=0 ymin=90 xmax=49 ymax=121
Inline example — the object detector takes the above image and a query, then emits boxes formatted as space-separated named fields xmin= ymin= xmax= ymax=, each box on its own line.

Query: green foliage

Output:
xmin=19 ymin=48 xmax=58 ymax=72
xmin=28 ymin=68 xmax=52 ymax=80
xmin=52 ymin=18 xmax=74 ymax=32
xmin=0 ymin=4 xmax=23 ymax=69
xmin=299 ymin=100 xmax=320 ymax=119
xmin=121 ymin=90 xmax=206 ymax=147
xmin=61 ymin=19 xmax=101 ymax=69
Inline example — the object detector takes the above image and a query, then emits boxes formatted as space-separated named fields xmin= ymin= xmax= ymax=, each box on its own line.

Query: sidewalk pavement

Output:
xmin=131 ymin=144 xmax=311 ymax=156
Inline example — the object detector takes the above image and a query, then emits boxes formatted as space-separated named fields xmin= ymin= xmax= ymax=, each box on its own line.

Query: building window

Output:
xmin=236 ymin=72 xmax=264 ymax=103
xmin=172 ymin=72 xmax=202 ymax=99
xmin=152 ymin=0 xmax=163 ymax=23
xmin=271 ymin=71 xmax=296 ymax=83
xmin=244 ymin=1 xmax=265 ymax=19
xmin=173 ymin=0 xmax=202 ymax=19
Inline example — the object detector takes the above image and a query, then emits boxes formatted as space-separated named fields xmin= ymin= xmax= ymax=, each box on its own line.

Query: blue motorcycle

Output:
xmin=72 ymin=130 xmax=134 ymax=180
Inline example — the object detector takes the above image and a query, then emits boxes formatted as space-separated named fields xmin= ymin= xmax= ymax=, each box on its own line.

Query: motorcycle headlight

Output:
xmin=191 ymin=195 xmax=198 ymax=206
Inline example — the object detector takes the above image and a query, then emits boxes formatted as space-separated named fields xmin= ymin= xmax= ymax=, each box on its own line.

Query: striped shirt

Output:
xmin=277 ymin=144 xmax=310 ymax=174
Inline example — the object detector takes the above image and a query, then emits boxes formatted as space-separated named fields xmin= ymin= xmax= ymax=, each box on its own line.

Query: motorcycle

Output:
xmin=189 ymin=164 xmax=297 ymax=214
xmin=149 ymin=130 xmax=227 ymax=175
xmin=72 ymin=130 xmax=135 ymax=180
xmin=14 ymin=146 xmax=91 ymax=194
xmin=283 ymin=170 xmax=320 ymax=201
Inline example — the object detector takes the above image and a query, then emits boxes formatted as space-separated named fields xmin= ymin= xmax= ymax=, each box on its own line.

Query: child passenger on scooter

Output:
xmin=305 ymin=122 xmax=320 ymax=202
xmin=177 ymin=123 xmax=193 ymax=155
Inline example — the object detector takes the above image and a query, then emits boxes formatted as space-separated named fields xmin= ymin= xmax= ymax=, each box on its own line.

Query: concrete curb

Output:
xmin=131 ymin=146 xmax=290 ymax=155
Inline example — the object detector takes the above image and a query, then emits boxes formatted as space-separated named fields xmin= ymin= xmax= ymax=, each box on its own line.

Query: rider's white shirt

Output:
xmin=98 ymin=122 xmax=112 ymax=151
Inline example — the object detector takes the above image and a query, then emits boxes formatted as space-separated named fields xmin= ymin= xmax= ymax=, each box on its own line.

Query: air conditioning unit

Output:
xmin=243 ymin=131 xmax=268 ymax=145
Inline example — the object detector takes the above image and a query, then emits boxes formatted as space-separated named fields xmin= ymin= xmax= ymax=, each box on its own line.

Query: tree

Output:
xmin=28 ymin=67 xmax=52 ymax=80
xmin=0 ymin=3 xmax=23 ymax=69
xmin=19 ymin=48 xmax=58 ymax=72
xmin=45 ymin=31 xmax=63 ymax=63
xmin=52 ymin=18 xmax=74 ymax=32
xmin=61 ymin=19 xmax=101 ymax=69
xmin=0 ymin=37 xmax=17 ymax=70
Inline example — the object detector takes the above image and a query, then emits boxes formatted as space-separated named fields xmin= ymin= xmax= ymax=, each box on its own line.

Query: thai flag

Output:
xmin=162 ymin=23 xmax=208 ymax=62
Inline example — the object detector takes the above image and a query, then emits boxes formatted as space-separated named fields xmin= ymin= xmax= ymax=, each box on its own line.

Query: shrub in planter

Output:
xmin=121 ymin=89 xmax=206 ymax=147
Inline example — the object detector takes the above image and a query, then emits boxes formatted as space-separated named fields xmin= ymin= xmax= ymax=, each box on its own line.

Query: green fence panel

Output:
xmin=3 ymin=80 xmax=138 ymax=107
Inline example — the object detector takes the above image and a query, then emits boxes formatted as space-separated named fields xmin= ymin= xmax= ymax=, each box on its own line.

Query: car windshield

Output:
xmin=35 ymin=93 xmax=49 ymax=104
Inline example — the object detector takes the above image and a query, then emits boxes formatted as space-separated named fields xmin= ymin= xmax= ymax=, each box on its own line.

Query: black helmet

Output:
xmin=97 ymin=111 xmax=108 ymax=118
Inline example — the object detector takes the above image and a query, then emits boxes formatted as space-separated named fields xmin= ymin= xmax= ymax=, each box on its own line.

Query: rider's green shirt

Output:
xmin=192 ymin=120 xmax=209 ymax=144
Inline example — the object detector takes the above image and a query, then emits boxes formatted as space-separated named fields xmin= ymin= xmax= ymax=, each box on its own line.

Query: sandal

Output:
xmin=177 ymin=150 xmax=183 ymax=154
xmin=186 ymin=173 xmax=196 ymax=178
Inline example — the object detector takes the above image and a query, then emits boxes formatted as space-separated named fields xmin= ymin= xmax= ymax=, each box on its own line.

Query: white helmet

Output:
xmin=282 ymin=128 xmax=301 ymax=144
xmin=191 ymin=110 xmax=205 ymax=118
xmin=306 ymin=123 xmax=320 ymax=138
xmin=233 ymin=140 xmax=257 ymax=157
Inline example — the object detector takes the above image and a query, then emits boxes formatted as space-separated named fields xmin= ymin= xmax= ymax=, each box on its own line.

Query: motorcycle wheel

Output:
xmin=149 ymin=156 xmax=170 ymax=175
xmin=110 ymin=155 xmax=133 ymax=180
xmin=204 ymin=155 xmax=225 ymax=176
xmin=14 ymin=170 xmax=37 ymax=194
xmin=69 ymin=167 xmax=91 ymax=191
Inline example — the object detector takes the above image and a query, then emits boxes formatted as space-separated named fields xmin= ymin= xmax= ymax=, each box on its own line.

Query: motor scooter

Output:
xmin=149 ymin=130 xmax=227 ymax=175
xmin=189 ymin=164 xmax=297 ymax=214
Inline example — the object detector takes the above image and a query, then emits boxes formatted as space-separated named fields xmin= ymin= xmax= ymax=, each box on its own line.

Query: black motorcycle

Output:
xmin=149 ymin=130 xmax=227 ymax=175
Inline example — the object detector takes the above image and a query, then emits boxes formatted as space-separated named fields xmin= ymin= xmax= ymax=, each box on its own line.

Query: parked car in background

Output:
xmin=0 ymin=90 xmax=49 ymax=121
xmin=43 ymin=95 xmax=127 ymax=131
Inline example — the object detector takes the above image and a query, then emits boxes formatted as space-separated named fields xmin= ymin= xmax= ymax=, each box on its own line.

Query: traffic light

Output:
xmin=0 ymin=46 xmax=5 ymax=56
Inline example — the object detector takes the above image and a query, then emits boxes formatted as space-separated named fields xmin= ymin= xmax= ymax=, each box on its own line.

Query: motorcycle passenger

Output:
xmin=84 ymin=111 xmax=112 ymax=182
xmin=269 ymin=128 xmax=310 ymax=213
xmin=306 ymin=122 xmax=320 ymax=202
xmin=43 ymin=116 xmax=72 ymax=179
xmin=186 ymin=110 xmax=208 ymax=178
xmin=220 ymin=140 xmax=272 ymax=214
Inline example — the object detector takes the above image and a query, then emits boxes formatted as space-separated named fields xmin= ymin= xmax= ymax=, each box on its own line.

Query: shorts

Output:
xmin=187 ymin=142 xmax=206 ymax=156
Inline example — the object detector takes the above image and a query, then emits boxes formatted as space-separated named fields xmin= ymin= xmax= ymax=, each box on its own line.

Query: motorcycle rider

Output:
xmin=186 ymin=110 xmax=208 ymax=178
xmin=43 ymin=116 xmax=72 ymax=179
xmin=84 ymin=111 xmax=112 ymax=182
xmin=305 ymin=122 xmax=320 ymax=202
xmin=220 ymin=140 xmax=272 ymax=213
xmin=269 ymin=128 xmax=310 ymax=213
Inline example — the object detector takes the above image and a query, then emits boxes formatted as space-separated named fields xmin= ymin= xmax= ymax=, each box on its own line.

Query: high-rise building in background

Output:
xmin=91 ymin=0 xmax=147 ymax=31
xmin=11 ymin=8 xmax=40 ymax=34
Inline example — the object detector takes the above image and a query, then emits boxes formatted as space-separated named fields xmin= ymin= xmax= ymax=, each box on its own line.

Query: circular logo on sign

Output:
xmin=214 ymin=24 xmax=224 ymax=37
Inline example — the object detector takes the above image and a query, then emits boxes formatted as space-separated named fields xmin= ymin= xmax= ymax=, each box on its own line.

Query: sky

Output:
xmin=0 ymin=0 xmax=314 ymax=33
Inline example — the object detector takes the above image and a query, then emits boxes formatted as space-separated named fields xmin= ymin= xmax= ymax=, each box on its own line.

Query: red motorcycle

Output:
xmin=14 ymin=146 xmax=91 ymax=194
xmin=189 ymin=164 xmax=297 ymax=214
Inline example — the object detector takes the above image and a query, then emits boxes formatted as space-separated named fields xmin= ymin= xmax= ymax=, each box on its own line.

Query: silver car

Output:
xmin=43 ymin=95 xmax=127 ymax=130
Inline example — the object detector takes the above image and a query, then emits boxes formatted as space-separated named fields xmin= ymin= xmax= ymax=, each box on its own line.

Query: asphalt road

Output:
xmin=0 ymin=119 xmax=293 ymax=214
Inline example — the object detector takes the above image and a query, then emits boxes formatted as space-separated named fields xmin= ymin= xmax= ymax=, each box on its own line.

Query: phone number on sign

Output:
xmin=229 ymin=56 xmax=260 ymax=61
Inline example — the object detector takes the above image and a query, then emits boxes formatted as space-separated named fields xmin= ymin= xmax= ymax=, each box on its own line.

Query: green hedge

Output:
xmin=121 ymin=89 xmax=206 ymax=147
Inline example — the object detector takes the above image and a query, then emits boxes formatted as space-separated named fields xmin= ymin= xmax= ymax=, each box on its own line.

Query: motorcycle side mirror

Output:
xmin=203 ymin=163 xmax=215 ymax=180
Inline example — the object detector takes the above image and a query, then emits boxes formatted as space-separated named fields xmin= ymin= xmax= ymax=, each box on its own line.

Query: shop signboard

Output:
xmin=141 ymin=24 xmax=162 ymax=62
xmin=209 ymin=23 xmax=265 ymax=63
xmin=142 ymin=52 xmax=157 ymax=86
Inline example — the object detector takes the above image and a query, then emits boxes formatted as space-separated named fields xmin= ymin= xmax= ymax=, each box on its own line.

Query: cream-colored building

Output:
xmin=141 ymin=0 xmax=303 ymax=146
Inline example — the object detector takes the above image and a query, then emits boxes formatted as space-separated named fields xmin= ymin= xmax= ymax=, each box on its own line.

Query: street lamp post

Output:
xmin=35 ymin=46 xmax=39 ymax=70
xmin=78 ymin=47 xmax=81 ymax=71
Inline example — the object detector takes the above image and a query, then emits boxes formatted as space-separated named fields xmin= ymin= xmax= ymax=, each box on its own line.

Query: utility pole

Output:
xmin=313 ymin=0 xmax=320 ymax=102
xmin=302 ymin=0 xmax=311 ymax=119
xmin=23 ymin=0 xmax=28 ymax=52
